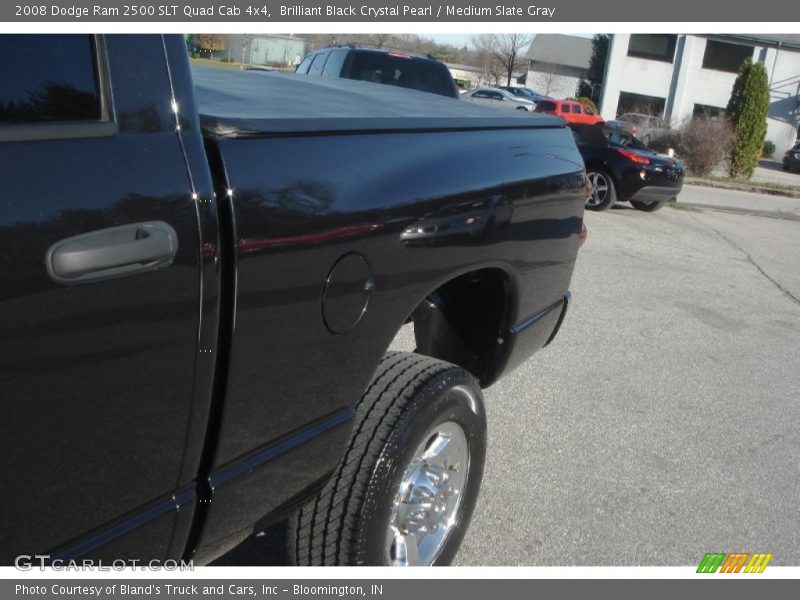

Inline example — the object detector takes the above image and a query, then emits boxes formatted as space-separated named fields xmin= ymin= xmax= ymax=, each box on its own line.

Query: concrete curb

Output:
xmin=685 ymin=177 xmax=800 ymax=200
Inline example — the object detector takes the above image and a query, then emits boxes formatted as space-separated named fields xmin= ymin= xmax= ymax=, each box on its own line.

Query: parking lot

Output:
xmin=453 ymin=184 xmax=800 ymax=565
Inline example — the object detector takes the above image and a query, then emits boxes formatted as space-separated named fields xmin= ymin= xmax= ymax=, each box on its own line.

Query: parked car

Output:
xmin=534 ymin=99 xmax=604 ymax=125
xmin=783 ymin=142 xmax=800 ymax=173
xmin=611 ymin=113 xmax=671 ymax=146
xmin=571 ymin=124 xmax=684 ymax=212
xmin=1 ymin=34 xmax=585 ymax=567
xmin=605 ymin=119 xmax=637 ymax=136
xmin=461 ymin=87 xmax=536 ymax=111
xmin=498 ymin=86 xmax=549 ymax=103
xmin=295 ymin=45 xmax=459 ymax=99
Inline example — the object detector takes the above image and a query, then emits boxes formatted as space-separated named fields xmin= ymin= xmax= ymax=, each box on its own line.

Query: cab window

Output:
xmin=296 ymin=55 xmax=313 ymax=74
xmin=0 ymin=34 xmax=102 ymax=124
xmin=321 ymin=49 xmax=347 ymax=77
xmin=306 ymin=52 xmax=327 ymax=76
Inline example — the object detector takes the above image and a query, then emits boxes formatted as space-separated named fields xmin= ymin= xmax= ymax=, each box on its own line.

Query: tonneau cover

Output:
xmin=192 ymin=66 xmax=564 ymax=137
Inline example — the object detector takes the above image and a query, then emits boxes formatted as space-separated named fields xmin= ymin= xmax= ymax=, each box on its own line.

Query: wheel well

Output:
xmin=410 ymin=268 xmax=512 ymax=386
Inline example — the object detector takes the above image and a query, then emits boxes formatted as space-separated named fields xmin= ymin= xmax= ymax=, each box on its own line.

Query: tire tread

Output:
xmin=291 ymin=351 xmax=465 ymax=565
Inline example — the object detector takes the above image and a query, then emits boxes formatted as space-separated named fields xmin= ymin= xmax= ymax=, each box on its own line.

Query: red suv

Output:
xmin=535 ymin=99 xmax=604 ymax=125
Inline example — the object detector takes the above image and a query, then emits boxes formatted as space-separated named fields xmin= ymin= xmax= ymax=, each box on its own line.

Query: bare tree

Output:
xmin=369 ymin=33 xmax=391 ymax=49
xmin=304 ymin=33 xmax=341 ymax=51
xmin=471 ymin=34 xmax=505 ymax=86
xmin=238 ymin=34 xmax=252 ymax=67
xmin=493 ymin=34 xmax=534 ymax=87
xmin=395 ymin=33 xmax=421 ymax=51
xmin=530 ymin=62 xmax=564 ymax=96
xmin=539 ymin=68 xmax=559 ymax=96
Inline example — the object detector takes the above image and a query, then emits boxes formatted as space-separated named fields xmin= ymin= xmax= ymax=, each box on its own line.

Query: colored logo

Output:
xmin=697 ymin=552 xmax=773 ymax=573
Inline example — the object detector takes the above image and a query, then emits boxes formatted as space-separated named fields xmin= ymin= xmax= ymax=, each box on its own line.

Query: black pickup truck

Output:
xmin=0 ymin=34 xmax=585 ymax=567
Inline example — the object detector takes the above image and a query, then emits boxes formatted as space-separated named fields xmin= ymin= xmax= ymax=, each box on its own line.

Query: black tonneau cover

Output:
xmin=192 ymin=67 xmax=563 ymax=137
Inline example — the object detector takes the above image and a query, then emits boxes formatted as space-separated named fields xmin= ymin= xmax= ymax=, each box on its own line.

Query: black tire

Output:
xmin=585 ymin=169 xmax=617 ymax=211
xmin=290 ymin=351 xmax=486 ymax=566
xmin=630 ymin=198 xmax=667 ymax=212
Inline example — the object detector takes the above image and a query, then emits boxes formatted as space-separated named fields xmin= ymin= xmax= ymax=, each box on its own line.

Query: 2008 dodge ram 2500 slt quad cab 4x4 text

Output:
xmin=0 ymin=34 xmax=585 ymax=566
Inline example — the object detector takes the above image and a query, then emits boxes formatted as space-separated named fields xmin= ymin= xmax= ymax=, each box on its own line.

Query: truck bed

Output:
xmin=191 ymin=66 xmax=564 ymax=137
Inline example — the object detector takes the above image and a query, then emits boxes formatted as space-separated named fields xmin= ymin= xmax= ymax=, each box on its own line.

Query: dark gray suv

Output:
xmin=295 ymin=46 xmax=459 ymax=99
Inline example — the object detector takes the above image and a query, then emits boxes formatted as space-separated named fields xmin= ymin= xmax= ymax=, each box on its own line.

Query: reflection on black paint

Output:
xmin=401 ymin=194 xmax=513 ymax=247
xmin=118 ymin=105 xmax=168 ymax=134
xmin=0 ymin=81 xmax=101 ymax=123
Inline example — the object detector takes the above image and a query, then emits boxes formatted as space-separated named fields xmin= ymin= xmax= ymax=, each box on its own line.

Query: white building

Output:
xmin=226 ymin=34 xmax=309 ymax=67
xmin=524 ymin=34 xmax=592 ymax=99
xmin=600 ymin=34 xmax=800 ymax=154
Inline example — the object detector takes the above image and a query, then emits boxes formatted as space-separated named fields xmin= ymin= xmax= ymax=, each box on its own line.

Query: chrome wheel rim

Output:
xmin=385 ymin=410 xmax=470 ymax=566
xmin=587 ymin=172 xmax=609 ymax=207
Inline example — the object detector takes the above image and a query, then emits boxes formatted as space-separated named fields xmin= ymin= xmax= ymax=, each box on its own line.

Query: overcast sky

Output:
xmin=428 ymin=33 xmax=594 ymax=48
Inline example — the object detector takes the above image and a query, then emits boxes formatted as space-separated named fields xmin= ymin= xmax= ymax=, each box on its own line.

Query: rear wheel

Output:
xmin=630 ymin=198 xmax=667 ymax=212
xmin=289 ymin=351 xmax=486 ymax=565
xmin=585 ymin=169 xmax=617 ymax=211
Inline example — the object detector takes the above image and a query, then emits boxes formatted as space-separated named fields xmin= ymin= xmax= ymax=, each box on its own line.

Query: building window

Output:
xmin=702 ymin=40 xmax=753 ymax=73
xmin=693 ymin=104 xmax=726 ymax=120
xmin=617 ymin=92 xmax=666 ymax=118
xmin=627 ymin=34 xmax=678 ymax=63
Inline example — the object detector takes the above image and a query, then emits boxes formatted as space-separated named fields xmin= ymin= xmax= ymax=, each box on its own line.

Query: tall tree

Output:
xmin=578 ymin=34 xmax=610 ymax=100
xmin=726 ymin=59 xmax=770 ymax=178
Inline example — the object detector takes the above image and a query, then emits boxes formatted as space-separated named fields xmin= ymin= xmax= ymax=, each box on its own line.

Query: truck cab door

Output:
xmin=0 ymin=35 xmax=207 ymax=563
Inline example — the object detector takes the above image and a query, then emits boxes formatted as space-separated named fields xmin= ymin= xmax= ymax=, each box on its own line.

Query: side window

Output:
xmin=473 ymin=91 xmax=489 ymax=99
xmin=572 ymin=105 xmax=582 ymax=113
xmin=321 ymin=49 xmax=347 ymax=77
xmin=0 ymin=34 xmax=102 ymax=124
xmin=606 ymin=131 xmax=623 ymax=145
xmin=306 ymin=52 xmax=327 ymax=76
xmin=560 ymin=104 xmax=570 ymax=113
xmin=296 ymin=55 xmax=313 ymax=74
xmin=488 ymin=92 xmax=504 ymax=100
